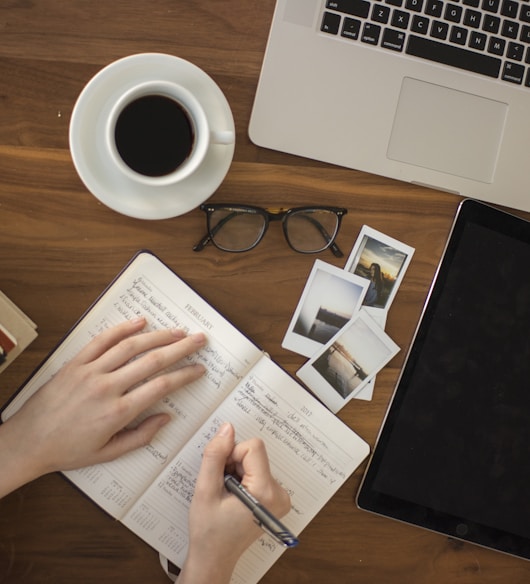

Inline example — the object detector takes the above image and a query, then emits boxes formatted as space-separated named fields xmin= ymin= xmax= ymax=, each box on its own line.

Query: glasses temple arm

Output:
xmin=329 ymin=241 xmax=344 ymax=258
xmin=192 ymin=232 xmax=212 ymax=252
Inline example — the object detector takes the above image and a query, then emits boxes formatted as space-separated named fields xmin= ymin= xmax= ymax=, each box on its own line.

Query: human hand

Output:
xmin=178 ymin=422 xmax=291 ymax=584
xmin=0 ymin=317 xmax=206 ymax=496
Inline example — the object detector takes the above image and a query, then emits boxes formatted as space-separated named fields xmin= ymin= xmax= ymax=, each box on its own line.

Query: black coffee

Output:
xmin=114 ymin=95 xmax=194 ymax=177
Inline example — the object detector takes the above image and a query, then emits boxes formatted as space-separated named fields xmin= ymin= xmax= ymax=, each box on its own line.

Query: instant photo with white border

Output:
xmin=282 ymin=259 xmax=368 ymax=358
xmin=355 ymin=377 xmax=375 ymax=402
xmin=345 ymin=226 xmax=415 ymax=316
xmin=297 ymin=310 xmax=400 ymax=413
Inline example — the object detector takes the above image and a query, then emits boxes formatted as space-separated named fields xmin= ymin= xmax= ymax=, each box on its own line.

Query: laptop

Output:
xmin=249 ymin=0 xmax=530 ymax=213
xmin=357 ymin=199 xmax=530 ymax=560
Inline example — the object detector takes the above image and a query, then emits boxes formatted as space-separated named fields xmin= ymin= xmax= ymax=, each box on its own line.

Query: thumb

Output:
xmin=196 ymin=422 xmax=235 ymax=496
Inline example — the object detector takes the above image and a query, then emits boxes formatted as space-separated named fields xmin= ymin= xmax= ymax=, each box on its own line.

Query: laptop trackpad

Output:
xmin=387 ymin=78 xmax=508 ymax=183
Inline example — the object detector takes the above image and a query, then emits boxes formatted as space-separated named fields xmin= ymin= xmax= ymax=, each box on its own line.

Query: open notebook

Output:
xmin=1 ymin=251 xmax=369 ymax=584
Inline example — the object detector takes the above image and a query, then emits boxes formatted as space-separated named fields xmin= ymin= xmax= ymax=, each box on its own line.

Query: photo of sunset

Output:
xmin=348 ymin=234 xmax=410 ymax=309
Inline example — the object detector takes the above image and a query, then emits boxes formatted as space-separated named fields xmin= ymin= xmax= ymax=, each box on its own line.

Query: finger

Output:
xmin=94 ymin=328 xmax=194 ymax=374
xmin=71 ymin=318 xmax=147 ymax=365
xmin=123 ymin=361 xmax=206 ymax=417
xmin=230 ymin=438 xmax=272 ymax=483
xmin=109 ymin=331 xmax=207 ymax=391
xmin=95 ymin=413 xmax=171 ymax=463
xmin=231 ymin=439 xmax=291 ymax=516
xmin=194 ymin=423 xmax=235 ymax=499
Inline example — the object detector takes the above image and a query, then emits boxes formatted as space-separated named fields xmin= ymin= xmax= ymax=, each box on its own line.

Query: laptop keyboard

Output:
xmin=321 ymin=0 xmax=530 ymax=86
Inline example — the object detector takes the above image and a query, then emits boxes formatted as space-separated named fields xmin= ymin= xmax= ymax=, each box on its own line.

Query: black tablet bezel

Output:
xmin=357 ymin=198 xmax=530 ymax=560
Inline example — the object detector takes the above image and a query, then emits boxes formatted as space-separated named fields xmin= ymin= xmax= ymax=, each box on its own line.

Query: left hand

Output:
xmin=0 ymin=318 xmax=206 ymax=496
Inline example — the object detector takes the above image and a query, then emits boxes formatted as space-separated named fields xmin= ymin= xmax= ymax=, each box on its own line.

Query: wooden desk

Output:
xmin=1 ymin=2 xmax=529 ymax=582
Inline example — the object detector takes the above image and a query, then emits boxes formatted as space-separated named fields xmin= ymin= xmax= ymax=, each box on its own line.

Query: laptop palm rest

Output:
xmin=387 ymin=78 xmax=508 ymax=183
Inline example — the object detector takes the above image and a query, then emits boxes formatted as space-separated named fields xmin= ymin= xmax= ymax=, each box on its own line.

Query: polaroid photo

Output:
xmin=297 ymin=310 xmax=400 ymax=413
xmin=355 ymin=378 xmax=375 ymax=401
xmin=282 ymin=259 xmax=368 ymax=358
xmin=345 ymin=226 xmax=415 ymax=316
xmin=352 ymin=305 xmax=387 ymax=402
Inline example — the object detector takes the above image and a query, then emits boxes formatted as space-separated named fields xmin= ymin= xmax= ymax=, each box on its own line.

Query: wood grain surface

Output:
xmin=1 ymin=2 xmax=529 ymax=583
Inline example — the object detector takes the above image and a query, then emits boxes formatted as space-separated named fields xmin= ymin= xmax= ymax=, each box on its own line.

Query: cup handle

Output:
xmin=211 ymin=129 xmax=235 ymax=145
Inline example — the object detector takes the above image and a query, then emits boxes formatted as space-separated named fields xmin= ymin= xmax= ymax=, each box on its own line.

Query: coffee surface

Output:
xmin=114 ymin=95 xmax=194 ymax=177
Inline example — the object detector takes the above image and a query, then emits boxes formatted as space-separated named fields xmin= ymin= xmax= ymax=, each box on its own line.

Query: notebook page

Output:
xmin=1 ymin=252 xmax=263 ymax=518
xmin=123 ymin=356 xmax=370 ymax=584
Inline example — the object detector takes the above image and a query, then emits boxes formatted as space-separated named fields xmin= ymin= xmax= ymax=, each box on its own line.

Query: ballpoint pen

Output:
xmin=224 ymin=473 xmax=299 ymax=548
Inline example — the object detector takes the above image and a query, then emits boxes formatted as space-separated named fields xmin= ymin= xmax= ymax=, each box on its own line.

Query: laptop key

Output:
xmin=502 ymin=61 xmax=525 ymax=82
xmin=326 ymin=0 xmax=370 ymax=18
xmin=411 ymin=14 xmax=430 ymax=33
xmin=342 ymin=17 xmax=362 ymax=38
xmin=431 ymin=20 xmax=450 ymax=39
xmin=522 ymin=4 xmax=530 ymax=23
xmin=450 ymin=25 xmax=469 ymax=44
xmin=470 ymin=30 xmax=487 ymax=50
xmin=362 ymin=22 xmax=382 ymax=43
xmin=501 ymin=20 xmax=519 ymax=38
xmin=521 ymin=24 xmax=530 ymax=44
xmin=488 ymin=36 xmax=506 ymax=54
xmin=406 ymin=0 xmax=424 ymax=12
xmin=406 ymin=34 xmax=502 ymax=76
xmin=382 ymin=28 xmax=406 ymax=49
xmin=392 ymin=9 xmax=411 ymax=28
xmin=321 ymin=12 xmax=342 ymax=34
xmin=482 ymin=0 xmax=500 ymax=13
xmin=425 ymin=0 xmax=444 ymax=17
xmin=501 ymin=0 xmax=518 ymax=18
xmin=372 ymin=4 xmax=391 ymax=23
xmin=507 ymin=41 xmax=524 ymax=60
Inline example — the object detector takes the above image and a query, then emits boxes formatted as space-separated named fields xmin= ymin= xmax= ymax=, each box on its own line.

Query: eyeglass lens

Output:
xmin=207 ymin=207 xmax=340 ymax=253
xmin=208 ymin=208 xmax=267 ymax=252
xmin=285 ymin=209 xmax=340 ymax=253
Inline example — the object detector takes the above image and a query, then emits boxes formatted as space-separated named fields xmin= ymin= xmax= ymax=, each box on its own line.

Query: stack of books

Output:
xmin=0 ymin=291 xmax=38 ymax=374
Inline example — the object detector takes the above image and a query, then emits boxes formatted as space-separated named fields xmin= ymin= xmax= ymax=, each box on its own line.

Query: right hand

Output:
xmin=178 ymin=422 xmax=291 ymax=584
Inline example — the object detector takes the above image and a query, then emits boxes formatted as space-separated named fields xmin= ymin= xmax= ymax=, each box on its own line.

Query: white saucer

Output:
xmin=69 ymin=53 xmax=235 ymax=220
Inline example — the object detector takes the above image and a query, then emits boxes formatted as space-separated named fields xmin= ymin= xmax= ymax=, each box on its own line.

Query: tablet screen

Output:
xmin=357 ymin=199 xmax=530 ymax=559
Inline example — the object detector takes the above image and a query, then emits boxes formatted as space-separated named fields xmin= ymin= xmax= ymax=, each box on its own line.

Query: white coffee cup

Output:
xmin=70 ymin=53 xmax=236 ymax=219
xmin=105 ymin=80 xmax=235 ymax=187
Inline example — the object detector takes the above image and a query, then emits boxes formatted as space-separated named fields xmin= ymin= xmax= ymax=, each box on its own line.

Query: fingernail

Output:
xmin=217 ymin=422 xmax=232 ymax=437
xmin=131 ymin=316 xmax=146 ymax=325
xmin=170 ymin=328 xmax=187 ymax=339
xmin=191 ymin=332 xmax=207 ymax=344
xmin=157 ymin=414 xmax=171 ymax=429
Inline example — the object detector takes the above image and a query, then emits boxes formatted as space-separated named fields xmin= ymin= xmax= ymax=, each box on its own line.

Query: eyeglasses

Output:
xmin=193 ymin=204 xmax=347 ymax=257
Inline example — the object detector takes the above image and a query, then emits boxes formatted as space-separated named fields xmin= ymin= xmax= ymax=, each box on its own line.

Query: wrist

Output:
xmin=0 ymin=417 xmax=48 ymax=498
xmin=177 ymin=547 xmax=239 ymax=584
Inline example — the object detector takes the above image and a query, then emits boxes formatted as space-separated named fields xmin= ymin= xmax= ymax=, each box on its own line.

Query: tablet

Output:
xmin=357 ymin=199 xmax=530 ymax=560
